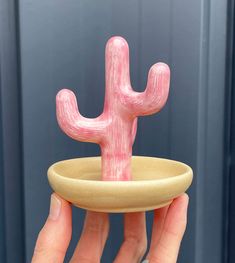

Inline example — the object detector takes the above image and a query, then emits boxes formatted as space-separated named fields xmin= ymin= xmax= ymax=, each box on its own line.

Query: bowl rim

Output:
xmin=47 ymin=155 xmax=193 ymax=185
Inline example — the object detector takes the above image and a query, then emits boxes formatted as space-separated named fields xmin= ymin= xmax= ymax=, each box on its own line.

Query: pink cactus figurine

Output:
xmin=56 ymin=36 xmax=170 ymax=181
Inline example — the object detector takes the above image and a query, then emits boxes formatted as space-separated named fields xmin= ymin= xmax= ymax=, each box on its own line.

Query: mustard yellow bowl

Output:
xmin=47 ymin=156 xmax=193 ymax=213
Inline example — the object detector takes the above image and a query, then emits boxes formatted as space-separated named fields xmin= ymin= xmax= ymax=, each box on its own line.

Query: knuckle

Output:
xmin=153 ymin=241 xmax=175 ymax=262
xmin=33 ymin=230 xmax=47 ymax=255
xmin=70 ymin=254 xmax=99 ymax=263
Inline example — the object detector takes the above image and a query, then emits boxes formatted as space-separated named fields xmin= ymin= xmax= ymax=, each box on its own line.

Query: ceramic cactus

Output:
xmin=56 ymin=36 xmax=170 ymax=181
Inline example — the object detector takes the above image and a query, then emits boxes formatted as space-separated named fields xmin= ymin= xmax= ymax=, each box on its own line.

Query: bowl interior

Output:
xmin=52 ymin=156 xmax=190 ymax=181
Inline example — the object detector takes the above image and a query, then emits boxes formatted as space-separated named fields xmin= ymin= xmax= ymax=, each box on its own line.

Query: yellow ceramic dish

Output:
xmin=47 ymin=156 xmax=193 ymax=213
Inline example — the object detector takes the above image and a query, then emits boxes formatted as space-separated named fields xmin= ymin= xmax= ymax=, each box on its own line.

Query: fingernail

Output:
xmin=142 ymin=260 xmax=149 ymax=263
xmin=49 ymin=194 xmax=61 ymax=221
xmin=183 ymin=194 xmax=189 ymax=211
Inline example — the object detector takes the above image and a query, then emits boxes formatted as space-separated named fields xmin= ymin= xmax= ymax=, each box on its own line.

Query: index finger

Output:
xmin=32 ymin=194 xmax=72 ymax=263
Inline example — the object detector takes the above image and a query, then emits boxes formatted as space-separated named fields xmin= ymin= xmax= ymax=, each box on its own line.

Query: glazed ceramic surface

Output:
xmin=56 ymin=36 xmax=170 ymax=181
xmin=48 ymin=156 xmax=193 ymax=213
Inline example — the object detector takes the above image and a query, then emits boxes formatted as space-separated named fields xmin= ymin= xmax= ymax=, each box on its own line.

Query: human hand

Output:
xmin=32 ymin=193 xmax=189 ymax=263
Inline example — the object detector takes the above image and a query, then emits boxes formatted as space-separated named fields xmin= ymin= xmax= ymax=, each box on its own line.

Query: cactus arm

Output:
xmin=56 ymin=89 xmax=108 ymax=143
xmin=119 ymin=63 xmax=170 ymax=116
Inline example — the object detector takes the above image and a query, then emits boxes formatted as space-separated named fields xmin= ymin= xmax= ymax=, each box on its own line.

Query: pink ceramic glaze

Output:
xmin=56 ymin=36 xmax=170 ymax=181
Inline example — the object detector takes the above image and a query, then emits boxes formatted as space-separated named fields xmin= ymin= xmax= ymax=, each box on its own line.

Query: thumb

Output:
xmin=32 ymin=193 xmax=72 ymax=263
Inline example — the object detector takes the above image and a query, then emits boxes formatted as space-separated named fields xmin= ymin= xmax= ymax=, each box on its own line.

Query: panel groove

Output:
xmin=0 ymin=63 xmax=7 ymax=263
xmin=226 ymin=0 xmax=235 ymax=262
xmin=195 ymin=0 xmax=211 ymax=262
xmin=0 ymin=0 xmax=25 ymax=262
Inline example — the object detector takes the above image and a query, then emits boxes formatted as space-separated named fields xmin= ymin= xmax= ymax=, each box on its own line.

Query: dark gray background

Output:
xmin=0 ymin=0 xmax=230 ymax=262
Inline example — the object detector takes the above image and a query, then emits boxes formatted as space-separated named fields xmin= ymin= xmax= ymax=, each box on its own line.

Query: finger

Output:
xmin=147 ymin=194 xmax=189 ymax=263
xmin=145 ymin=205 xmax=169 ymax=260
xmin=105 ymin=36 xmax=130 ymax=89
xmin=114 ymin=212 xmax=147 ymax=263
xmin=70 ymin=211 xmax=109 ymax=263
xmin=32 ymin=194 xmax=72 ymax=263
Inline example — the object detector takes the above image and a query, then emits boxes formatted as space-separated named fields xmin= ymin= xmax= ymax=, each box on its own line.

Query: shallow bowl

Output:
xmin=47 ymin=156 xmax=193 ymax=213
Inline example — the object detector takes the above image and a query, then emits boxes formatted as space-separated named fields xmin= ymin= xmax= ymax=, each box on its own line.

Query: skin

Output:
xmin=32 ymin=193 xmax=189 ymax=263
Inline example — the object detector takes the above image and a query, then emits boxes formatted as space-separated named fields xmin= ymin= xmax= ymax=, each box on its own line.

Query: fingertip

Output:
xmin=164 ymin=194 xmax=189 ymax=232
xmin=50 ymin=193 xmax=71 ymax=219
xmin=174 ymin=193 xmax=189 ymax=208
xmin=183 ymin=193 xmax=189 ymax=202
xmin=52 ymin=193 xmax=71 ymax=208
xmin=48 ymin=194 xmax=62 ymax=221
xmin=44 ymin=193 xmax=72 ymax=232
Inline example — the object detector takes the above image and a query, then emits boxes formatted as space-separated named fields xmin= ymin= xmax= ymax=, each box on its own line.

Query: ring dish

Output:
xmin=48 ymin=156 xmax=193 ymax=213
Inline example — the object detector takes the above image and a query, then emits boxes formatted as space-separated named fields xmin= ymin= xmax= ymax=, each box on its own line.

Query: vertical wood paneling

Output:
xmin=0 ymin=0 xmax=25 ymax=262
xmin=0 ymin=73 xmax=6 ymax=263
xmin=228 ymin=2 xmax=235 ymax=261
xmin=200 ymin=0 xmax=227 ymax=261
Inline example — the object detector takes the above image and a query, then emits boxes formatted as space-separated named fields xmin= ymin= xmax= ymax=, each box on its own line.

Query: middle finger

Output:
xmin=70 ymin=211 xmax=109 ymax=263
xmin=113 ymin=212 xmax=147 ymax=263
